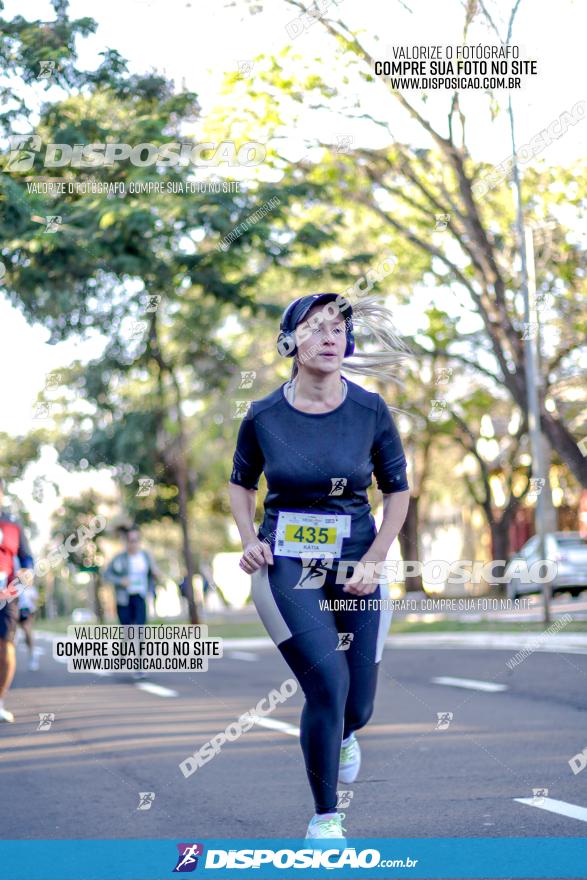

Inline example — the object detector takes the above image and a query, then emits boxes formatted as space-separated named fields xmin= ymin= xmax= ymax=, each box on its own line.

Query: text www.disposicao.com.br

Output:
xmin=71 ymin=657 xmax=202 ymax=671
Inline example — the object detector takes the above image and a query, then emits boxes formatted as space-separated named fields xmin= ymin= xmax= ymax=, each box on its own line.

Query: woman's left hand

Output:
xmin=342 ymin=551 xmax=385 ymax=596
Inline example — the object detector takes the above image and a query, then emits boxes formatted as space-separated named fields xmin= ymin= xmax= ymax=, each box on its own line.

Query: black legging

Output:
xmin=116 ymin=593 xmax=147 ymax=626
xmin=280 ymin=628 xmax=380 ymax=813
xmin=251 ymin=554 xmax=392 ymax=815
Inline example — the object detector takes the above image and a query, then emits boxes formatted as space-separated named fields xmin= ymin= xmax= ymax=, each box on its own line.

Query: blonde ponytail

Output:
xmin=342 ymin=294 xmax=411 ymax=412
xmin=288 ymin=293 xmax=411 ymax=411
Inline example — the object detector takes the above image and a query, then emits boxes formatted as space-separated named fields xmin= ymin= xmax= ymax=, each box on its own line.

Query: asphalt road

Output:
xmin=2 ymin=625 xmax=587 ymax=855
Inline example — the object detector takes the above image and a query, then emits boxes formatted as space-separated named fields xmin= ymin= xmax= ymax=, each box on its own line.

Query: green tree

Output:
xmin=1 ymin=2 xmax=344 ymax=621
xmin=220 ymin=0 xmax=587 ymax=490
xmin=49 ymin=489 xmax=114 ymax=622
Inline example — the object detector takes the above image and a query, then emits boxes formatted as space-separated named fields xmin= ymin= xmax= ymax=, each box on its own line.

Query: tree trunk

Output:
xmin=398 ymin=495 xmax=422 ymax=592
xmin=490 ymin=518 xmax=511 ymax=568
xmin=92 ymin=571 xmax=104 ymax=623
xmin=175 ymin=455 xmax=200 ymax=625
xmin=541 ymin=410 xmax=587 ymax=487
xmin=485 ymin=517 xmax=510 ymax=595
xmin=151 ymin=319 xmax=202 ymax=627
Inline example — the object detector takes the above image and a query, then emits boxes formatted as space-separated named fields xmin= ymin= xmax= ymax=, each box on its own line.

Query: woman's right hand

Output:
xmin=239 ymin=538 xmax=274 ymax=574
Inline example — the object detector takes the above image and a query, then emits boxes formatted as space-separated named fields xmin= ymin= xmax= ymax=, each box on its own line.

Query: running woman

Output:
xmin=228 ymin=293 xmax=410 ymax=839
xmin=0 ymin=477 xmax=35 ymax=722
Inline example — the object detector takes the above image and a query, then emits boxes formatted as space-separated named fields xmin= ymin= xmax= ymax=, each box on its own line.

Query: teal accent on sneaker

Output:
xmin=339 ymin=732 xmax=361 ymax=783
xmin=305 ymin=812 xmax=347 ymax=839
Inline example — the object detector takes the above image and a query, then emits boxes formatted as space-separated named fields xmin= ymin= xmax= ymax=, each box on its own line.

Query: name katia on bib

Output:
xmin=275 ymin=511 xmax=351 ymax=559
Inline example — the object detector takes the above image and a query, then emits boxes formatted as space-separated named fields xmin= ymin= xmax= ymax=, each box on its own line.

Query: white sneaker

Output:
xmin=339 ymin=733 xmax=361 ymax=783
xmin=29 ymin=656 xmax=40 ymax=671
xmin=305 ymin=812 xmax=346 ymax=840
xmin=0 ymin=707 xmax=15 ymax=723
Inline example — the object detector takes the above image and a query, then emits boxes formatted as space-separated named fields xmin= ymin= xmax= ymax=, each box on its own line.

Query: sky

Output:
xmin=1 ymin=0 xmax=585 ymax=547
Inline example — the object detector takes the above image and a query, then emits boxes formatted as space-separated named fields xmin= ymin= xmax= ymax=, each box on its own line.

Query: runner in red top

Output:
xmin=0 ymin=477 xmax=35 ymax=723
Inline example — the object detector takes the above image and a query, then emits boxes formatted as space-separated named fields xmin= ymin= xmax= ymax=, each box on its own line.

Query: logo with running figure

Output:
xmin=337 ymin=790 xmax=354 ymax=809
xmin=173 ymin=843 xmax=204 ymax=872
xmin=435 ymin=712 xmax=453 ymax=730
xmin=4 ymin=134 xmax=42 ymax=172
xmin=239 ymin=370 xmax=256 ymax=389
xmin=37 ymin=713 xmax=55 ymax=731
xmin=329 ymin=477 xmax=347 ymax=496
xmin=293 ymin=555 xmax=334 ymax=589
xmin=137 ymin=791 xmax=155 ymax=810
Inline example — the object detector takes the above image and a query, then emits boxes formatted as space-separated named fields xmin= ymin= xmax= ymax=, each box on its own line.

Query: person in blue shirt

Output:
xmin=229 ymin=293 xmax=410 ymax=840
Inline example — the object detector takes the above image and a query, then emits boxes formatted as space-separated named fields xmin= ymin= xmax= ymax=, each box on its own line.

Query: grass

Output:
xmin=33 ymin=617 xmax=269 ymax=639
xmin=34 ymin=616 xmax=587 ymax=637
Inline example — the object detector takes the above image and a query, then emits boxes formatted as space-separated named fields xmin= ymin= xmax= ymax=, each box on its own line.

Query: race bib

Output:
xmin=275 ymin=511 xmax=351 ymax=559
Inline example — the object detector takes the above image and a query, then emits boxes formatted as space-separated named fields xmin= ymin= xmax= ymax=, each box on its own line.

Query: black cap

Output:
xmin=284 ymin=293 xmax=353 ymax=332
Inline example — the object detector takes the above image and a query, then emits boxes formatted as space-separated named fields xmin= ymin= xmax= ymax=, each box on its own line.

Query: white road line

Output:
xmin=252 ymin=716 xmax=300 ymax=737
xmin=515 ymin=797 xmax=587 ymax=823
xmin=432 ymin=676 xmax=508 ymax=692
xmin=227 ymin=651 xmax=259 ymax=662
xmin=135 ymin=682 xmax=178 ymax=698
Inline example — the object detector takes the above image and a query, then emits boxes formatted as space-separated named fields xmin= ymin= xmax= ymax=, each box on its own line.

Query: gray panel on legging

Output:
xmin=251 ymin=563 xmax=292 ymax=645
xmin=375 ymin=577 xmax=393 ymax=663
